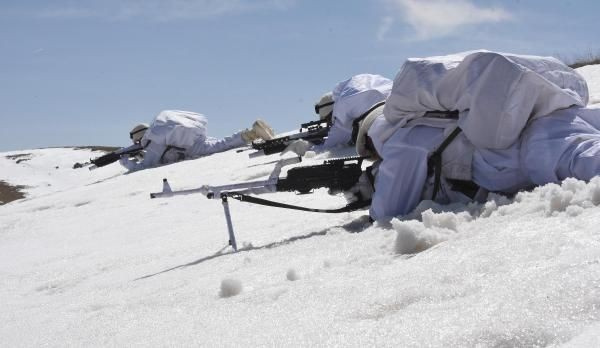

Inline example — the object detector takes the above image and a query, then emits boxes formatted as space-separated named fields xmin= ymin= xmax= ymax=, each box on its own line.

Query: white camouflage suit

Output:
xmin=120 ymin=110 xmax=245 ymax=171
xmin=312 ymin=74 xmax=393 ymax=151
xmin=366 ymin=50 xmax=596 ymax=221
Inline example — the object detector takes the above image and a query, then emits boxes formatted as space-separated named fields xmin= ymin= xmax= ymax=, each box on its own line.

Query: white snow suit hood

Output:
xmin=332 ymin=74 xmax=393 ymax=128
xmin=383 ymin=50 xmax=589 ymax=149
xmin=142 ymin=110 xmax=208 ymax=150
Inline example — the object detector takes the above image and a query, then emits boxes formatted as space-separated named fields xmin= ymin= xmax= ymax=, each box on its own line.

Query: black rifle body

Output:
xmin=276 ymin=157 xmax=364 ymax=194
xmin=91 ymin=143 xmax=143 ymax=168
xmin=252 ymin=119 xmax=330 ymax=155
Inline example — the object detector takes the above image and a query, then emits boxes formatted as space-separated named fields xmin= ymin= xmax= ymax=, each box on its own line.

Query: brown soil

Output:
xmin=6 ymin=153 xmax=32 ymax=163
xmin=6 ymin=153 xmax=31 ymax=160
xmin=569 ymin=58 xmax=600 ymax=69
xmin=1 ymin=147 xmax=118 ymax=204
xmin=0 ymin=180 xmax=25 ymax=205
xmin=73 ymin=146 xmax=120 ymax=152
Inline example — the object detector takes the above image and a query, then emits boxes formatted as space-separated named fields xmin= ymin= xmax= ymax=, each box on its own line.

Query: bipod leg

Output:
xmin=221 ymin=194 xmax=238 ymax=252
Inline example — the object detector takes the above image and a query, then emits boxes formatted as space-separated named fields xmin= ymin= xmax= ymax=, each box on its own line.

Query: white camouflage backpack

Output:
xmin=378 ymin=50 xmax=589 ymax=200
xmin=383 ymin=50 xmax=589 ymax=149
xmin=141 ymin=110 xmax=208 ymax=163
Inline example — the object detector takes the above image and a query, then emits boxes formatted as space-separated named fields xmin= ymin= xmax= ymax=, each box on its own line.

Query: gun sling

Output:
xmin=226 ymin=192 xmax=371 ymax=213
xmin=427 ymin=126 xmax=480 ymax=200
xmin=350 ymin=101 xmax=387 ymax=145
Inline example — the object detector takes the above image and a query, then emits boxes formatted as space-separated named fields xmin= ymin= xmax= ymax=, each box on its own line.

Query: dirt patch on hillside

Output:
xmin=73 ymin=146 xmax=120 ymax=152
xmin=0 ymin=180 xmax=25 ymax=205
xmin=5 ymin=153 xmax=32 ymax=164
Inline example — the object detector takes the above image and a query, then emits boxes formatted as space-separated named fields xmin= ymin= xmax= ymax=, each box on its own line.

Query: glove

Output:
xmin=281 ymin=139 xmax=312 ymax=157
xmin=343 ymin=172 xmax=374 ymax=203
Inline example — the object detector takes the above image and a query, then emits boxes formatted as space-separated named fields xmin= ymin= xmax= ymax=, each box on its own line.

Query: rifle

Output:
xmin=149 ymin=156 xmax=370 ymax=251
xmin=74 ymin=143 xmax=143 ymax=170
xmin=248 ymin=119 xmax=331 ymax=157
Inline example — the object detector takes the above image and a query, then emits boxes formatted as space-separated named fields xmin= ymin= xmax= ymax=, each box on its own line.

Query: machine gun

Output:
xmin=73 ymin=143 xmax=143 ymax=170
xmin=274 ymin=156 xmax=364 ymax=194
xmin=149 ymin=156 xmax=370 ymax=251
xmin=248 ymin=119 xmax=331 ymax=157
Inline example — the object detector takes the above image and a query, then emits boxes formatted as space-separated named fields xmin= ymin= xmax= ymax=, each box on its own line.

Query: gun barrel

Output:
xmin=90 ymin=152 xmax=121 ymax=167
xmin=90 ymin=143 xmax=143 ymax=168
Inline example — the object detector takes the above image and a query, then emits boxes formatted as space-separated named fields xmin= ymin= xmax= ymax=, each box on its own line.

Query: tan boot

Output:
xmin=241 ymin=128 xmax=258 ymax=143
xmin=252 ymin=119 xmax=275 ymax=140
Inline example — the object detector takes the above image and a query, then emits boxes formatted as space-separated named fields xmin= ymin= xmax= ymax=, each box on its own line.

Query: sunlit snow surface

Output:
xmin=1 ymin=66 xmax=600 ymax=346
xmin=579 ymin=64 xmax=600 ymax=106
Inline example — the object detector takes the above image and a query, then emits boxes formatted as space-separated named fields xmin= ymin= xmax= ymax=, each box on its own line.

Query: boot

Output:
xmin=241 ymin=119 xmax=275 ymax=143
xmin=251 ymin=119 xmax=275 ymax=140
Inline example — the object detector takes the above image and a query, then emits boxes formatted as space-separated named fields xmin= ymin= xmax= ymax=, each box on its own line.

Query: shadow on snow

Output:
xmin=134 ymin=214 xmax=372 ymax=281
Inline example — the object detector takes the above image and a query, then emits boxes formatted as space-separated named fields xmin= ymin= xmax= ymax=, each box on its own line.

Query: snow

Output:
xmin=286 ymin=268 xmax=300 ymax=281
xmin=220 ymin=278 xmax=243 ymax=298
xmin=1 ymin=65 xmax=600 ymax=347
xmin=578 ymin=64 xmax=600 ymax=106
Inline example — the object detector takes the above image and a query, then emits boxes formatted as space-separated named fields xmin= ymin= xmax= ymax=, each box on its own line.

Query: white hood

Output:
xmin=142 ymin=110 xmax=208 ymax=149
xmin=383 ymin=50 xmax=589 ymax=149
xmin=332 ymin=73 xmax=393 ymax=127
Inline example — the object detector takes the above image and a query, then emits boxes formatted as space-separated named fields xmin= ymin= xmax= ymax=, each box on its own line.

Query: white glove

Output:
xmin=281 ymin=139 xmax=312 ymax=157
xmin=343 ymin=172 xmax=374 ymax=203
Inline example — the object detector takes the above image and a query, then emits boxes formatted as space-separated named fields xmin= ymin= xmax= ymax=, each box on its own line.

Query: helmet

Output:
xmin=129 ymin=123 xmax=149 ymax=144
xmin=355 ymin=103 xmax=385 ymax=158
xmin=314 ymin=92 xmax=334 ymax=121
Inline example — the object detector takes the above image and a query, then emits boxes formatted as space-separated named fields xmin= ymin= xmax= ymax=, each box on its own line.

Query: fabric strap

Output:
xmin=227 ymin=192 xmax=371 ymax=213
xmin=350 ymin=101 xmax=387 ymax=145
xmin=428 ymin=126 xmax=463 ymax=200
xmin=159 ymin=145 xmax=186 ymax=164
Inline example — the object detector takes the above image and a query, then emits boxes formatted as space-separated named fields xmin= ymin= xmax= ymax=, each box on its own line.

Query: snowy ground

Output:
xmin=579 ymin=64 xmax=600 ymax=105
xmin=1 ymin=65 xmax=600 ymax=347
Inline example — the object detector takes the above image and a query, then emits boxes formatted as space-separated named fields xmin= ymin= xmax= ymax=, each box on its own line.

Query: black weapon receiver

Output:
xmin=90 ymin=143 xmax=143 ymax=168
xmin=251 ymin=119 xmax=331 ymax=155
xmin=275 ymin=156 xmax=365 ymax=194
xmin=300 ymin=119 xmax=330 ymax=132
xmin=252 ymin=128 xmax=328 ymax=155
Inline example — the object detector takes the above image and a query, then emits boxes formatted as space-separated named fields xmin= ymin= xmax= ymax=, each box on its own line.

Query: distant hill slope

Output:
xmin=0 ymin=147 xmax=122 ymax=204
xmin=577 ymin=63 xmax=600 ymax=105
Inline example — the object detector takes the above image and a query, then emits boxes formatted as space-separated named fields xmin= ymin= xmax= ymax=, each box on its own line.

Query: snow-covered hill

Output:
xmin=1 ymin=65 xmax=600 ymax=347
xmin=579 ymin=64 xmax=600 ymax=105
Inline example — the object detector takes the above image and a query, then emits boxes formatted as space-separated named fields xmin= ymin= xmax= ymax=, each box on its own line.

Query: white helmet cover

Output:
xmin=356 ymin=104 xmax=385 ymax=158
xmin=314 ymin=92 xmax=334 ymax=120
xmin=129 ymin=123 xmax=149 ymax=144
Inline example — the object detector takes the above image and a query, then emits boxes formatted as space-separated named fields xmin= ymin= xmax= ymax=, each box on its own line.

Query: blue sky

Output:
xmin=1 ymin=0 xmax=599 ymax=151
